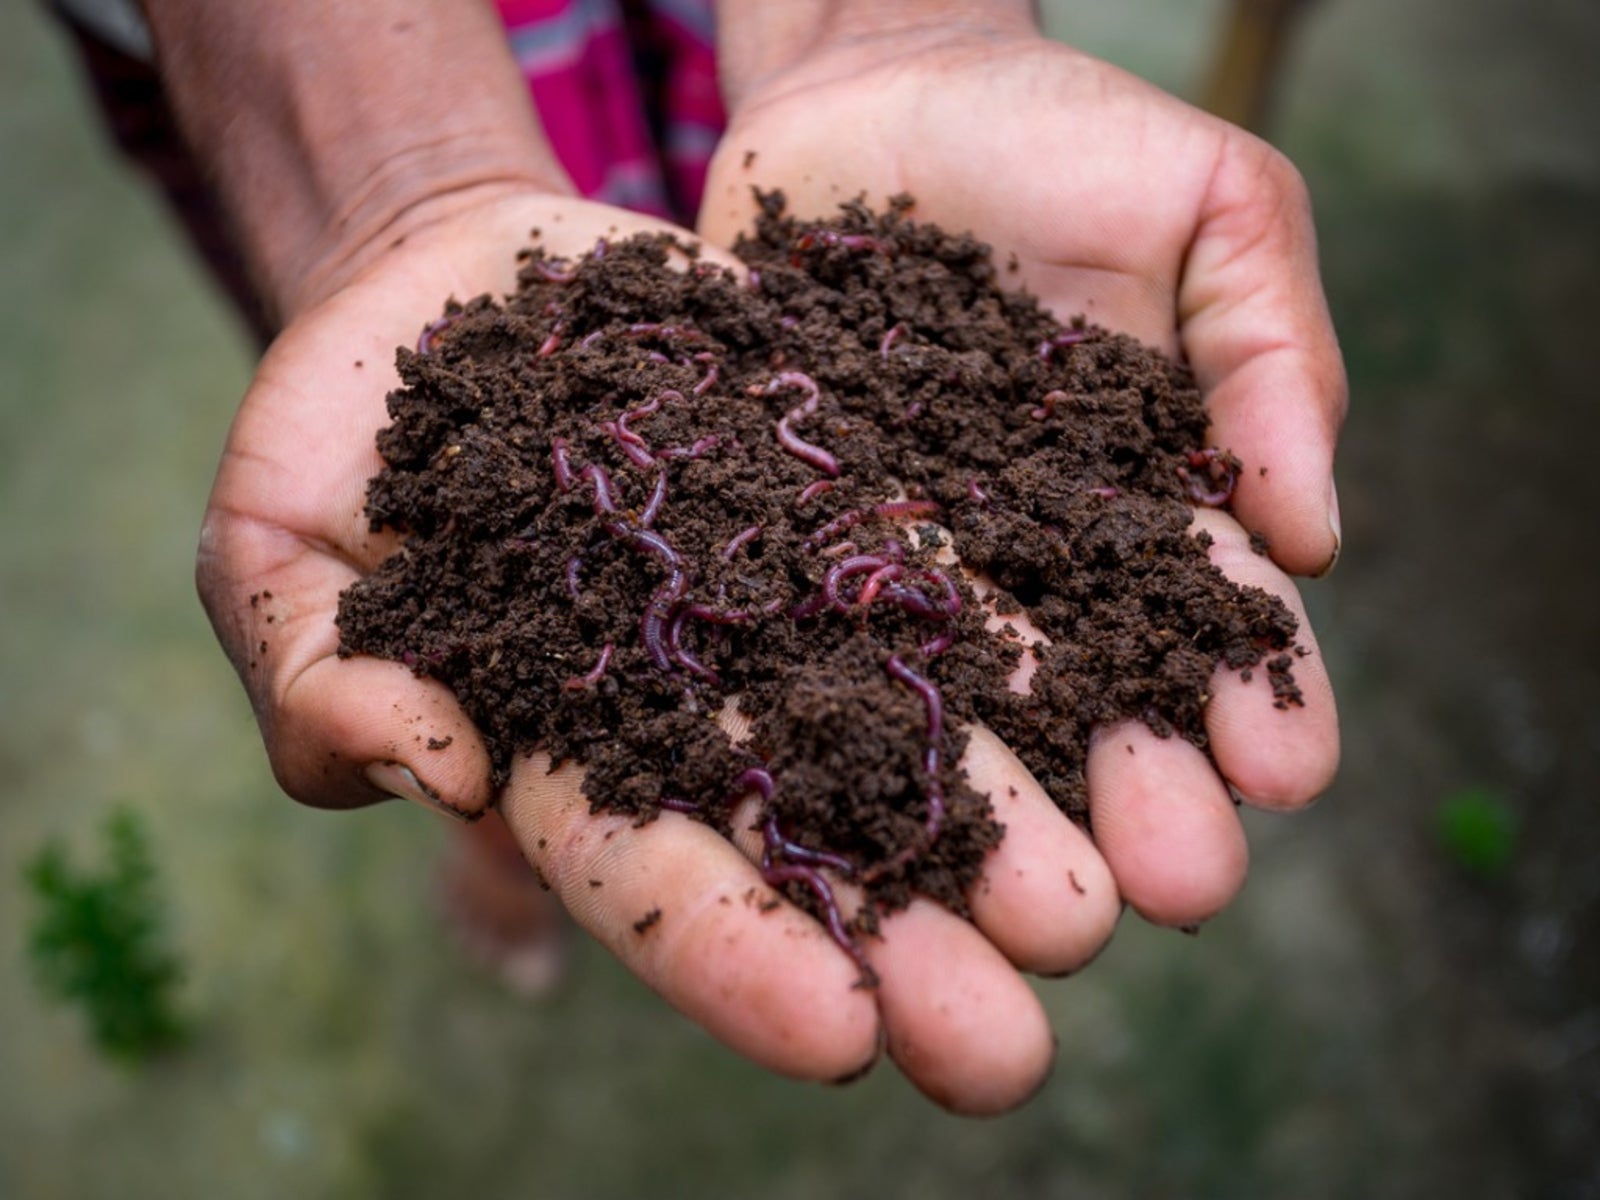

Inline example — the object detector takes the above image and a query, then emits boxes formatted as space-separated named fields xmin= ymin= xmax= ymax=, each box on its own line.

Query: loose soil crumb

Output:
xmin=633 ymin=907 xmax=662 ymax=935
xmin=336 ymin=193 xmax=1301 ymax=944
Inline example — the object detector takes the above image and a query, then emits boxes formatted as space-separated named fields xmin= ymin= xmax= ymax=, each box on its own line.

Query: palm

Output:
xmin=686 ymin=27 xmax=1343 ymax=1101
xmin=700 ymin=33 xmax=1344 ymax=575
xmin=197 ymin=193 xmax=700 ymax=813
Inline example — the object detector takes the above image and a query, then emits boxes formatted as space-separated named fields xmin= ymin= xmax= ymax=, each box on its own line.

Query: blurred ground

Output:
xmin=2 ymin=1 xmax=1596 ymax=1197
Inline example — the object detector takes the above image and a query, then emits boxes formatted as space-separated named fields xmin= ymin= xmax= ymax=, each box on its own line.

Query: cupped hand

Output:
xmin=700 ymin=23 xmax=1345 ymax=574
xmin=197 ymin=187 xmax=1076 ymax=1113
xmin=687 ymin=21 xmax=1343 ymax=1106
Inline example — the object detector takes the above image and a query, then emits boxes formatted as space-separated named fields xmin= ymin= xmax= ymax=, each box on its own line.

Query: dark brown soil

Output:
xmin=336 ymin=193 xmax=1301 ymax=945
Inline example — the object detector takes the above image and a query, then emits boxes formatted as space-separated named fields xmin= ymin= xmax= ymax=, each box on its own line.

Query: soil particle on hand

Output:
xmin=633 ymin=907 xmax=662 ymax=935
xmin=336 ymin=192 xmax=1302 ymax=945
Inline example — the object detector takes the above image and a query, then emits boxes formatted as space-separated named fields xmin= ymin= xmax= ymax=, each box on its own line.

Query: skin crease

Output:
xmin=180 ymin=2 xmax=1343 ymax=1116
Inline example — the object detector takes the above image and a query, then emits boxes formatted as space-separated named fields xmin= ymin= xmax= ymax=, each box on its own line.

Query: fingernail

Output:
xmin=1315 ymin=480 xmax=1342 ymax=577
xmin=365 ymin=761 xmax=470 ymax=822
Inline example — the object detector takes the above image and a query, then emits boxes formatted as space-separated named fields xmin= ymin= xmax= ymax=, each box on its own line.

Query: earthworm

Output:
xmin=763 ymin=814 xmax=856 ymax=875
xmin=880 ymin=323 xmax=907 ymax=360
xmin=602 ymin=421 xmax=657 ymax=468
xmin=583 ymin=464 xmax=619 ymax=515
xmin=1037 ymin=329 xmax=1088 ymax=361
xmin=551 ymin=437 xmax=576 ymax=492
xmin=693 ymin=362 xmax=720 ymax=395
xmin=564 ymin=556 xmax=583 ymax=600
xmin=665 ymin=607 xmax=720 ymax=683
xmin=659 ymin=795 xmax=701 ymax=815
xmin=659 ymin=434 xmax=720 ymax=460
xmin=822 ymin=554 xmax=896 ymax=612
xmin=529 ymin=259 xmax=577 ymax=284
xmin=733 ymin=766 xmax=775 ymax=804
xmin=638 ymin=469 xmax=668 ymax=528
xmin=1089 ymin=485 xmax=1120 ymax=499
xmin=1031 ymin=389 xmax=1069 ymax=420
xmin=967 ymin=477 xmax=992 ymax=507
xmin=721 ymin=525 xmax=763 ymax=560
xmin=580 ymin=330 xmax=606 ymax=350
xmin=875 ymin=576 xmax=959 ymax=622
xmin=767 ymin=371 xmax=841 ymax=478
xmin=416 ymin=314 xmax=456 ymax=356
xmin=761 ymin=862 xmax=876 ymax=985
xmin=605 ymin=523 xmax=687 ymax=675
xmin=861 ymin=655 xmax=947 ymax=882
xmin=856 ymin=563 xmax=905 ymax=611
xmin=1177 ymin=448 xmax=1239 ymax=507
xmin=536 ymin=322 xmax=564 ymax=358
xmin=563 ymin=643 xmax=614 ymax=690
xmin=794 ymin=230 xmax=891 ymax=256
xmin=796 ymin=479 xmax=835 ymax=506
xmin=804 ymin=496 xmax=941 ymax=554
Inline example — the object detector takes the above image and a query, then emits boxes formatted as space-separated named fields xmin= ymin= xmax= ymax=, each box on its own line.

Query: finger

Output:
xmin=1177 ymin=131 xmax=1346 ymax=577
xmin=199 ymin=513 xmax=497 ymax=816
xmin=1087 ymin=722 xmax=1249 ymax=928
xmin=863 ymin=898 xmax=1056 ymax=1116
xmin=1191 ymin=508 xmax=1340 ymax=809
xmin=501 ymin=752 xmax=882 ymax=1083
xmin=715 ymin=703 xmax=1058 ymax=1110
xmin=960 ymin=726 xmax=1121 ymax=975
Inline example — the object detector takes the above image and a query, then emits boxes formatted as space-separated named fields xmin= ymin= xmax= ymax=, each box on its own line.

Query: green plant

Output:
xmin=25 ymin=808 xmax=188 ymax=1061
xmin=1434 ymin=787 xmax=1518 ymax=881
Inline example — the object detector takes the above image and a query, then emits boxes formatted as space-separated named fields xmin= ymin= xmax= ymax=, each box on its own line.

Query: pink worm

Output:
xmin=1177 ymin=448 xmax=1239 ymax=507
xmin=767 ymin=372 xmax=841 ymax=478
xmin=721 ymin=525 xmax=763 ymax=560
xmin=416 ymin=314 xmax=456 ymax=356
xmin=796 ymin=479 xmax=835 ymax=506
xmin=551 ymin=438 xmax=576 ymax=492
xmin=801 ymin=498 xmax=937 ymax=552
xmin=1031 ymin=389 xmax=1069 ymax=420
xmin=529 ymin=259 xmax=576 ymax=284
xmin=638 ymin=469 xmax=668 ymax=528
xmin=563 ymin=643 xmax=614 ymax=690
xmin=659 ymin=435 xmax=720 ymax=460
xmin=861 ymin=655 xmax=947 ymax=882
xmin=1037 ymin=329 xmax=1088 ymax=360
xmin=880 ymin=323 xmax=908 ymax=360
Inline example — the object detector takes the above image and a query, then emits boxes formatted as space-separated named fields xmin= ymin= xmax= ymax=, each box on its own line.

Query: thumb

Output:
xmin=198 ymin=501 xmax=497 ymax=822
xmin=1177 ymin=131 xmax=1346 ymax=576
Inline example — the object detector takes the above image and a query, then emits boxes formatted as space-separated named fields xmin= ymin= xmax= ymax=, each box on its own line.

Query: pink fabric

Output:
xmin=493 ymin=0 xmax=724 ymax=224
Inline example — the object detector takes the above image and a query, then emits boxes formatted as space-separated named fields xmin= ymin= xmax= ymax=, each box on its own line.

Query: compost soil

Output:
xmin=336 ymin=193 xmax=1302 ymax=939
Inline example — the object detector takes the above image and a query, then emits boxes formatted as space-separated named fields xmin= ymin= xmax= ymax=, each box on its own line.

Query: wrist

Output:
xmin=715 ymin=0 xmax=1037 ymax=113
xmin=142 ymin=0 xmax=570 ymax=322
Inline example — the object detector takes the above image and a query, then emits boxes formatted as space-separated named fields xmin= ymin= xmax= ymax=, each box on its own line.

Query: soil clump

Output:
xmin=336 ymin=194 xmax=1302 ymax=955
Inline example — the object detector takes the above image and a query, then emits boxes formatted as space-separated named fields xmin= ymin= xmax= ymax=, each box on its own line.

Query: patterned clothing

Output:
xmin=497 ymin=0 xmax=723 ymax=223
xmin=53 ymin=0 xmax=725 ymax=338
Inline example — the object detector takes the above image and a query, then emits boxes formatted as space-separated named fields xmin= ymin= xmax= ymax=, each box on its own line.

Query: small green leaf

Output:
xmin=1434 ymin=788 xmax=1518 ymax=880
xmin=24 ymin=808 xmax=189 ymax=1062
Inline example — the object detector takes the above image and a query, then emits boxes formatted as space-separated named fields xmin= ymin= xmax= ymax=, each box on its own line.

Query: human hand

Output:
xmin=689 ymin=4 xmax=1343 ymax=1106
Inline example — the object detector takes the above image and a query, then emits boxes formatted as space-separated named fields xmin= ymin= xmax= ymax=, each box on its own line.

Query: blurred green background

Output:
xmin=3 ymin=1 xmax=1596 ymax=1196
